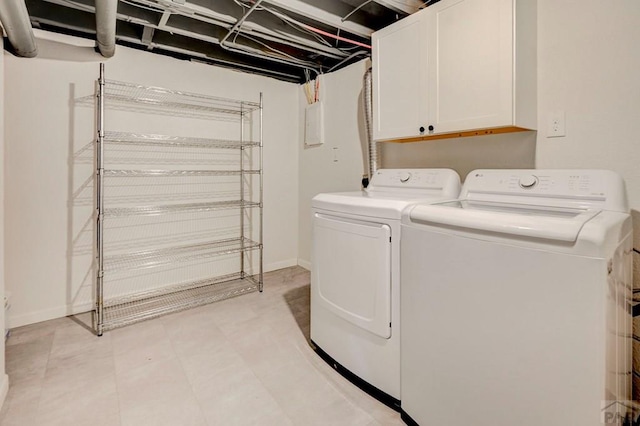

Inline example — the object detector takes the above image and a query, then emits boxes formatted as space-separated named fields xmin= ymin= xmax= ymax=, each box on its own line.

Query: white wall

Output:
xmin=534 ymin=0 xmax=640 ymax=396
xmin=535 ymin=0 xmax=640 ymax=252
xmin=297 ymin=60 xmax=371 ymax=268
xmin=0 ymin=35 xmax=9 ymax=409
xmin=4 ymin=30 xmax=299 ymax=327
xmin=536 ymin=1 xmax=640 ymax=189
xmin=380 ymin=131 xmax=537 ymax=179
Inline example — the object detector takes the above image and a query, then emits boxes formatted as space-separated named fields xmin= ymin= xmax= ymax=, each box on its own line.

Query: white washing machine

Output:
xmin=311 ymin=168 xmax=461 ymax=409
xmin=400 ymin=169 xmax=632 ymax=426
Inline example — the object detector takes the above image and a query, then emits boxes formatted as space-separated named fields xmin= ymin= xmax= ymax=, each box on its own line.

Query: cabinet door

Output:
xmin=426 ymin=0 xmax=513 ymax=134
xmin=372 ymin=11 xmax=428 ymax=141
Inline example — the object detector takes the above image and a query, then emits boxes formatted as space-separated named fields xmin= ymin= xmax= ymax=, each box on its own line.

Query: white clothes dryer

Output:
xmin=310 ymin=168 xmax=461 ymax=409
xmin=400 ymin=169 xmax=633 ymax=426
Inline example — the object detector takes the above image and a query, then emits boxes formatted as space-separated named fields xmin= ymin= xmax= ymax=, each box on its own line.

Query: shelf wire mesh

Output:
xmin=77 ymin=80 xmax=260 ymax=120
xmin=103 ymin=169 xmax=260 ymax=177
xmin=104 ymin=237 xmax=260 ymax=272
xmin=105 ymin=200 xmax=260 ymax=217
xmin=104 ymin=131 xmax=260 ymax=149
xmin=102 ymin=274 xmax=260 ymax=331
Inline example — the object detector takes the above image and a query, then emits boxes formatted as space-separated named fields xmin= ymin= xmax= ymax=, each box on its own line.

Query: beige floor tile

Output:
xmin=289 ymin=397 xmax=375 ymax=426
xmin=35 ymin=373 xmax=120 ymax=426
xmin=206 ymin=299 xmax=259 ymax=334
xmin=117 ymin=357 xmax=190 ymax=401
xmin=2 ymin=266 xmax=401 ymax=426
xmin=112 ymin=321 xmax=176 ymax=374
xmin=180 ymin=341 xmax=247 ymax=395
xmin=161 ymin=309 xmax=228 ymax=359
xmin=49 ymin=318 xmax=109 ymax=359
xmin=184 ymin=349 xmax=292 ymax=426
xmin=199 ymin=383 xmax=292 ymax=426
xmin=5 ymin=317 xmax=66 ymax=347
xmin=121 ymin=396 xmax=206 ymax=426
xmin=256 ymin=351 xmax=355 ymax=420
xmin=45 ymin=344 xmax=116 ymax=386
xmin=117 ymin=357 xmax=205 ymax=426
xmin=0 ymin=377 xmax=42 ymax=426
xmin=5 ymin=334 xmax=54 ymax=385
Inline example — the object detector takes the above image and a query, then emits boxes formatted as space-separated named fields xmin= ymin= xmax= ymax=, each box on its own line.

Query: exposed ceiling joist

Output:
xmin=371 ymin=0 xmax=423 ymax=15
xmin=141 ymin=25 xmax=155 ymax=47
xmin=16 ymin=0 xmax=418 ymax=82
xmin=260 ymin=0 xmax=373 ymax=38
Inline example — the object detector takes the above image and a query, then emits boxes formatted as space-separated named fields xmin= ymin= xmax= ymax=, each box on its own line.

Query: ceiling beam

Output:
xmin=371 ymin=0 xmax=423 ymax=15
xmin=141 ymin=25 xmax=155 ymax=49
xmin=259 ymin=0 xmax=372 ymax=38
xmin=136 ymin=0 xmax=352 ymax=59
xmin=158 ymin=10 xmax=171 ymax=27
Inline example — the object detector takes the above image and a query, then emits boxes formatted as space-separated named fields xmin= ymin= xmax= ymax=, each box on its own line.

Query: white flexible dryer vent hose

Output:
xmin=363 ymin=67 xmax=378 ymax=185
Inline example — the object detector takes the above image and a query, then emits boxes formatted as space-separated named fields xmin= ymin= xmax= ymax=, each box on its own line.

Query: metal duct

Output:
xmin=95 ymin=0 xmax=117 ymax=58
xmin=0 ymin=0 xmax=37 ymax=58
xmin=363 ymin=67 xmax=378 ymax=184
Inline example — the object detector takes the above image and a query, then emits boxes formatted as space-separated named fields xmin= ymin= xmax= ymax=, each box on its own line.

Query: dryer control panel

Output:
xmin=369 ymin=169 xmax=461 ymax=192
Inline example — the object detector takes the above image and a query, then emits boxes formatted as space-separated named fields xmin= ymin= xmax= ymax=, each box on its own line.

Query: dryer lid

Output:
xmin=313 ymin=191 xmax=452 ymax=220
xmin=312 ymin=168 xmax=461 ymax=220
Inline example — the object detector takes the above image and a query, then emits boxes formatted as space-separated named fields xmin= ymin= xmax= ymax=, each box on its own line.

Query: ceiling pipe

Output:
xmin=0 ymin=0 xmax=38 ymax=57
xmin=95 ymin=0 xmax=117 ymax=57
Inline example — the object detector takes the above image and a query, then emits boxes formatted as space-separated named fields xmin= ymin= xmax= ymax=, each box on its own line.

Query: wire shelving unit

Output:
xmin=89 ymin=64 xmax=263 ymax=335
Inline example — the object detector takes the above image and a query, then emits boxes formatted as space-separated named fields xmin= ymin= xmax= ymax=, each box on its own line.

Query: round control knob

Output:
xmin=519 ymin=175 xmax=538 ymax=188
xmin=400 ymin=172 xmax=412 ymax=183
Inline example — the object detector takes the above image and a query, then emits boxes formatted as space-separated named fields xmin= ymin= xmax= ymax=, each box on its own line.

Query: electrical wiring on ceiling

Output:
xmin=232 ymin=0 xmax=372 ymax=52
xmin=28 ymin=0 xmax=391 ymax=82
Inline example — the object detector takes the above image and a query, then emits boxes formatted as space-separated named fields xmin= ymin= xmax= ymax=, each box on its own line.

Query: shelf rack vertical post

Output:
xmin=259 ymin=92 xmax=264 ymax=292
xmin=240 ymin=102 xmax=245 ymax=280
xmin=96 ymin=63 xmax=106 ymax=336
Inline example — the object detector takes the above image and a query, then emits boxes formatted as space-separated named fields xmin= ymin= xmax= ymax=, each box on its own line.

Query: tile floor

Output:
xmin=0 ymin=266 xmax=404 ymax=425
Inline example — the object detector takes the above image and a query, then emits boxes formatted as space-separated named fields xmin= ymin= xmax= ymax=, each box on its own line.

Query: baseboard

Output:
xmin=10 ymin=259 xmax=302 ymax=328
xmin=264 ymin=258 xmax=299 ymax=272
xmin=297 ymin=259 xmax=311 ymax=270
xmin=9 ymin=301 xmax=93 ymax=329
xmin=0 ymin=374 xmax=9 ymax=411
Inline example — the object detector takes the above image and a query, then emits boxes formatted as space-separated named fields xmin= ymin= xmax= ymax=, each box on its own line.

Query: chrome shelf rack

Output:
xmin=92 ymin=64 xmax=263 ymax=335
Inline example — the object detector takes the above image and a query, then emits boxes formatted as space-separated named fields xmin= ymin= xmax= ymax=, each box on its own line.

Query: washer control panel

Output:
xmin=461 ymin=169 xmax=628 ymax=212
xmin=518 ymin=175 xmax=538 ymax=189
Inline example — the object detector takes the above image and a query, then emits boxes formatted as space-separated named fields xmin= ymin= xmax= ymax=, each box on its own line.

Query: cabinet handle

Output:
xmin=419 ymin=126 xmax=425 ymax=134
xmin=428 ymin=125 xmax=434 ymax=132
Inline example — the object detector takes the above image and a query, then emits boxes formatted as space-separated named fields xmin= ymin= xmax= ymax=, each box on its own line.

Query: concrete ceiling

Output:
xmin=15 ymin=0 xmax=431 ymax=82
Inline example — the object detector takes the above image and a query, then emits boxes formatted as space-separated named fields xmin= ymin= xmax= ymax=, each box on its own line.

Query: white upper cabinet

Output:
xmin=372 ymin=0 xmax=536 ymax=142
xmin=372 ymin=11 xmax=428 ymax=142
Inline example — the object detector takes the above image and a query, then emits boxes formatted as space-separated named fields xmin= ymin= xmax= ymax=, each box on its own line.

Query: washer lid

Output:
xmin=408 ymin=200 xmax=601 ymax=242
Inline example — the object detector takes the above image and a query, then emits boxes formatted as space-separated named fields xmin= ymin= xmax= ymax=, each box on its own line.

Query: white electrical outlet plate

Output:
xmin=547 ymin=110 xmax=566 ymax=138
